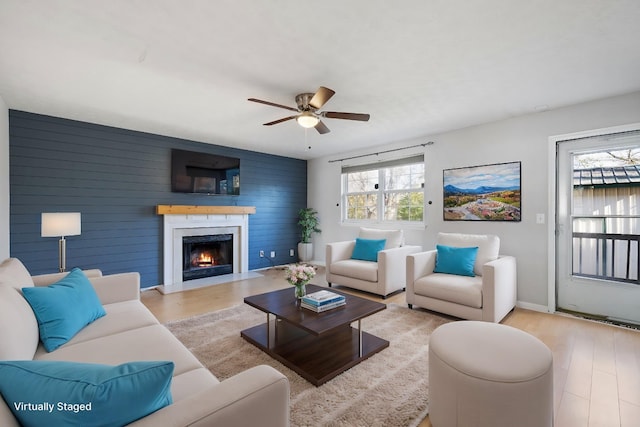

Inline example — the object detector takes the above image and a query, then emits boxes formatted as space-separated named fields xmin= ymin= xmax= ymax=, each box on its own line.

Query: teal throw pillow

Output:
xmin=351 ymin=238 xmax=387 ymax=262
xmin=22 ymin=268 xmax=106 ymax=352
xmin=433 ymin=245 xmax=479 ymax=277
xmin=0 ymin=360 xmax=174 ymax=427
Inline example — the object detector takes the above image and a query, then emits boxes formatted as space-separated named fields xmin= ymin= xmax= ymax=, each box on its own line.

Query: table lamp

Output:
xmin=41 ymin=212 xmax=81 ymax=272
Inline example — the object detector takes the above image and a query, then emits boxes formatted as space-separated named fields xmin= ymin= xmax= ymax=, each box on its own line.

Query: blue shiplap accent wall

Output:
xmin=9 ymin=110 xmax=307 ymax=287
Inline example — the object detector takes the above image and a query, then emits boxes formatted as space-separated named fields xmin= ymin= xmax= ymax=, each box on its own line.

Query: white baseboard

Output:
xmin=516 ymin=300 xmax=552 ymax=313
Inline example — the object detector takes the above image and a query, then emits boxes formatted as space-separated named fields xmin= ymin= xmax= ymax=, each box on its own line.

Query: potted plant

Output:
xmin=297 ymin=208 xmax=321 ymax=262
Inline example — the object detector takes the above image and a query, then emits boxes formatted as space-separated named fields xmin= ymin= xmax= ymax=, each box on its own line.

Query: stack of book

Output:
xmin=301 ymin=290 xmax=346 ymax=312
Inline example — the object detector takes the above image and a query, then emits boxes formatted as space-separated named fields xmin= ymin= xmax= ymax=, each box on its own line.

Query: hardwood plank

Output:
xmin=620 ymin=401 xmax=640 ymax=427
xmin=156 ymin=205 xmax=256 ymax=215
xmin=589 ymin=370 xmax=620 ymax=426
xmin=554 ymin=366 xmax=570 ymax=416
xmin=593 ymin=326 xmax=617 ymax=375
xmin=564 ymin=333 xmax=594 ymax=399
xmin=615 ymin=330 xmax=640 ymax=407
xmin=556 ymin=392 xmax=590 ymax=427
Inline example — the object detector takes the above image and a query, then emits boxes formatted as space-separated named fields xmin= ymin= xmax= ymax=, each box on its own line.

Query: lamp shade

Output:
xmin=41 ymin=213 xmax=81 ymax=237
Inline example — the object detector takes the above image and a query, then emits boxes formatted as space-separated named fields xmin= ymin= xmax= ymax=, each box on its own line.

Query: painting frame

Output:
xmin=443 ymin=161 xmax=521 ymax=222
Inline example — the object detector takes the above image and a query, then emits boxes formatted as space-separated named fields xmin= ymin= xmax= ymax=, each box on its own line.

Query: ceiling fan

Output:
xmin=248 ymin=86 xmax=370 ymax=134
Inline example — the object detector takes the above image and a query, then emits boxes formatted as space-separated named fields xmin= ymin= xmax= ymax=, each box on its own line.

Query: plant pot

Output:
xmin=297 ymin=242 xmax=313 ymax=262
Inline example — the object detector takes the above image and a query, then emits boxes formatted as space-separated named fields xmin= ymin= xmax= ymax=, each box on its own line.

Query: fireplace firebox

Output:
xmin=182 ymin=234 xmax=233 ymax=281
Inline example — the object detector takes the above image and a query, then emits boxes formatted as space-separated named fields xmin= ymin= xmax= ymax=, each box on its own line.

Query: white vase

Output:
xmin=297 ymin=242 xmax=313 ymax=262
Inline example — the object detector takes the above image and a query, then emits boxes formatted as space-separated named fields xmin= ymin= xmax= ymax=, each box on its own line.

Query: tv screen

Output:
xmin=171 ymin=149 xmax=240 ymax=195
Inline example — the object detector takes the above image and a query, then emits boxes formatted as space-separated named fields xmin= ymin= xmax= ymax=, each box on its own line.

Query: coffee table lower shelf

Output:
xmin=241 ymin=319 xmax=389 ymax=386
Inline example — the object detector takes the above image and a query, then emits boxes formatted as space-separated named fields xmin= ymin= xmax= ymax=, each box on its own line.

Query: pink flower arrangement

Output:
xmin=285 ymin=264 xmax=316 ymax=287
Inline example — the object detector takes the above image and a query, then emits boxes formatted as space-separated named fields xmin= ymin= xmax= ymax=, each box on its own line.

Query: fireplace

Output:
xmin=182 ymin=234 xmax=233 ymax=281
xmin=158 ymin=206 xmax=255 ymax=294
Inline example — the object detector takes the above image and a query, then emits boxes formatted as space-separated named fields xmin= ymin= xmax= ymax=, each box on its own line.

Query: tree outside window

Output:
xmin=342 ymin=157 xmax=424 ymax=223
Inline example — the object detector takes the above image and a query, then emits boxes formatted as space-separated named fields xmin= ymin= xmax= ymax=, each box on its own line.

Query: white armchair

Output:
xmin=406 ymin=233 xmax=516 ymax=323
xmin=326 ymin=228 xmax=422 ymax=298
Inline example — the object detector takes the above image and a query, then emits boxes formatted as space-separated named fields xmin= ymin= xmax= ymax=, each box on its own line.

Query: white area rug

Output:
xmin=166 ymin=303 xmax=450 ymax=426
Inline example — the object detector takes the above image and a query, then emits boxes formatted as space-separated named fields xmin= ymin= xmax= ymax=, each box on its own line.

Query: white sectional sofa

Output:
xmin=0 ymin=258 xmax=289 ymax=427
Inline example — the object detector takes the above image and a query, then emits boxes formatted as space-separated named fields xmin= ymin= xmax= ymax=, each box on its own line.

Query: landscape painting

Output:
xmin=443 ymin=161 xmax=521 ymax=221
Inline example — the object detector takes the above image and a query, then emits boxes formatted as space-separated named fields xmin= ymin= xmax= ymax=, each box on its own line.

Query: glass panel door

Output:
xmin=556 ymin=132 xmax=640 ymax=325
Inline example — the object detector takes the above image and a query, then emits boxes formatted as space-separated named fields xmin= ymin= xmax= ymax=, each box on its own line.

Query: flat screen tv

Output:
xmin=171 ymin=149 xmax=240 ymax=195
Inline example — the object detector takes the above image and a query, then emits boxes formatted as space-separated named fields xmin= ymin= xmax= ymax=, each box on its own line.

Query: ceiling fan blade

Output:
xmin=309 ymin=86 xmax=335 ymax=110
xmin=314 ymin=120 xmax=330 ymax=134
xmin=263 ymin=116 xmax=297 ymax=126
xmin=323 ymin=111 xmax=370 ymax=122
xmin=248 ymin=98 xmax=299 ymax=112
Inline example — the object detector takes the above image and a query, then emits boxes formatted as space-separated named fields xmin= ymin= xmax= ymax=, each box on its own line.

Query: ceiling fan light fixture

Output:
xmin=297 ymin=111 xmax=319 ymax=128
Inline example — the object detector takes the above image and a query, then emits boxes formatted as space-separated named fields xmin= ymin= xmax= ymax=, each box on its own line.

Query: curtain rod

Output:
xmin=328 ymin=141 xmax=434 ymax=163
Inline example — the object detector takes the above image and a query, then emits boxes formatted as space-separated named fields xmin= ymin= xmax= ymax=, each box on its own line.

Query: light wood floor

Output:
xmin=141 ymin=267 xmax=640 ymax=427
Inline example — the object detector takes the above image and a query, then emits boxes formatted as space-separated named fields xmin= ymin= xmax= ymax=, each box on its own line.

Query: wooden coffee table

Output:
xmin=241 ymin=284 xmax=389 ymax=386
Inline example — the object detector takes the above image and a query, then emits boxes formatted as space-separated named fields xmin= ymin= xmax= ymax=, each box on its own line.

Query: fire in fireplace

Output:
xmin=182 ymin=234 xmax=233 ymax=281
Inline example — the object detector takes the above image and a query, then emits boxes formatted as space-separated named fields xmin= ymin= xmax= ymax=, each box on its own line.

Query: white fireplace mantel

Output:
xmin=157 ymin=205 xmax=256 ymax=293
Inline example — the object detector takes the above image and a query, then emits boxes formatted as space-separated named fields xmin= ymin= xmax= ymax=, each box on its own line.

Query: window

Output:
xmin=342 ymin=155 xmax=425 ymax=223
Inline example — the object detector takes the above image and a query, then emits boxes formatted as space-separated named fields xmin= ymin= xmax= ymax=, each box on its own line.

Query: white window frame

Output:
xmin=341 ymin=155 xmax=425 ymax=226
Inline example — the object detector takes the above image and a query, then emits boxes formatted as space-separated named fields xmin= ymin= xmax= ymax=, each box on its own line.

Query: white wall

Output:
xmin=309 ymin=91 xmax=640 ymax=309
xmin=0 ymin=96 xmax=8 ymax=260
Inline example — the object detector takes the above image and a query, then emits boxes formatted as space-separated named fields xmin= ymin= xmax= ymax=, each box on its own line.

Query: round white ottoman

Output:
xmin=429 ymin=321 xmax=553 ymax=427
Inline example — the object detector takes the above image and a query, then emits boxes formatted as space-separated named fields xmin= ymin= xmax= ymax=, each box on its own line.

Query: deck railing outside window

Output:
xmin=572 ymin=215 xmax=640 ymax=284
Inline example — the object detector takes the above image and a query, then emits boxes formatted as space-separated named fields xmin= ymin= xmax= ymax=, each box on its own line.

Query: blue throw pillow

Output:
xmin=22 ymin=268 xmax=106 ymax=352
xmin=0 ymin=360 xmax=174 ymax=427
xmin=351 ymin=238 xmax=387 ymax=262
xmin=433 ymin=245 xmax=479 ymax=277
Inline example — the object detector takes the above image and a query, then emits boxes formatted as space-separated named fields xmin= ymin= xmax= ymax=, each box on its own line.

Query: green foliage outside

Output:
xmin=396 ymin=192 xmax=424 ymax=221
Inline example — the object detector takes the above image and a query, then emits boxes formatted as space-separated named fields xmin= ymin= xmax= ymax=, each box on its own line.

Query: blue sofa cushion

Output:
xmin=433 ymin=244 xmax=479 ymax=277
xmin=0 ymin=360 xmax=174 ymax=427
xmin=21 ymin=268 xmax=106 ymax=352
xmin=351 ymin=238 xmax=387 ymax=262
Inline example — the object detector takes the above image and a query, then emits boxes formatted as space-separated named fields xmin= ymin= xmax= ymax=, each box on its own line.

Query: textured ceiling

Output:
xmin=1 ymin=1 xmax=639 ymax=159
